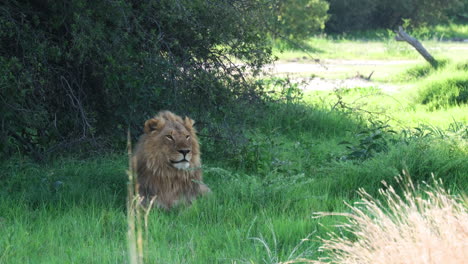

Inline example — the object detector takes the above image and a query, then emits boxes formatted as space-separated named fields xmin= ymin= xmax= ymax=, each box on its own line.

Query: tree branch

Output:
xmin=395 ymin=26 xmax=438 ymax=67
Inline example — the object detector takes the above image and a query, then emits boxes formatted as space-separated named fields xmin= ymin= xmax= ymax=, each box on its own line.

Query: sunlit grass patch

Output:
xmin=273 ymin=34 xmax=468 ymax=62
xmin=418 ymin=70 xmax=468 ymax=110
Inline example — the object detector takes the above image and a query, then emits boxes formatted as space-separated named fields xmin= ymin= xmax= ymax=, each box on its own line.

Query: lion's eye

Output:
xmin=166 ymin=135 xmax=174 ymax=141
xmin=186 ymin=135 xmax=190 ymax=140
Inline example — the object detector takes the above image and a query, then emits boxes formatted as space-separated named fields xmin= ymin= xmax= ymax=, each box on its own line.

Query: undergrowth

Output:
xmin=418 ymin=70 xmax=468 ymax=109
xmin=2 ymin=91 xmax=467 ymax=263
xmin=396 ymin=60 xmax=468 ymax=110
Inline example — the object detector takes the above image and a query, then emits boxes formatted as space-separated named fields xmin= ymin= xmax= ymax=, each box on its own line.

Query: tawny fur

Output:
xmin=133 ymin=111 xmax=210 ymax=209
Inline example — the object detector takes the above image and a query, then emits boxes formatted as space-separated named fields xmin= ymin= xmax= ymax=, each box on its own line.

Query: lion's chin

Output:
xmin=172 ymin=161 xmax=190 ymax=170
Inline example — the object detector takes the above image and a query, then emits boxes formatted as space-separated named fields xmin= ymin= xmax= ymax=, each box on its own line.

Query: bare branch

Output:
xmin=395 ymin=26 xmax=438 ymax=67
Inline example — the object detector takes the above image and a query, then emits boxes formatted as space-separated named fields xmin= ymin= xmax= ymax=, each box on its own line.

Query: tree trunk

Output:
xmin=395 ymin=26 xmax=438 ymax=68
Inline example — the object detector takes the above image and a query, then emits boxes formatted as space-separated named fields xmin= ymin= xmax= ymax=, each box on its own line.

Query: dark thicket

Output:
xmin=0 ymin=0 xmax=275 ymax=159
xmin=325 ymin=0 xmax=467 ymax=33
xmin=269 ymin=0 xmax=329 ymax=40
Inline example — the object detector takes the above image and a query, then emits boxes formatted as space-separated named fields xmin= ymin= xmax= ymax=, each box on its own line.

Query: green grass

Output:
xmin=411 ymin=23 xmax=468 ymax=40
xmin=273 ymin=23 xmax=468 ymax=62
xmin=416 ymin=63 xmax=468 ymax=110
xmin=2 ymin=135 xmax=466 ymax=263
xmin=274 ymin=38 xmax=468 ymax=62
xmin=300 ymin=59 xmax=468 ymax=129
xmin=330 ymin=23 xmax=468 ymax=41
xmin=2 ymin=103 xmax=466 ymax=263
xmin=2 ymin=32 xmax=468 ymax=263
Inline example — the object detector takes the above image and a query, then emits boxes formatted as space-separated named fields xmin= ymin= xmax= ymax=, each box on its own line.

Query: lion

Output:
xmin=133 ymin=111 xmax=210 ymax=209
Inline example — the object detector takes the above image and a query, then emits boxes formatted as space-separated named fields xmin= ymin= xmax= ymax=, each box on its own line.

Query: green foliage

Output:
xmin=401 ymin=63 xmax=441 ymax=81
xmin=258 ymin=77 xmax=305 ymax=104
xmin=326 ymin=0 xmax=378 ymax=33
xmin=325 ymin=0 xmax=466 ymax=33
xmin=273 ymin=0 xmax=329 ymax=40
xmin=339 ymin=120 xmax=396 ymax=161
xmin=0 ymin=0 xmax=274 ymax=159
xmin=418 ymin=71 xmax=468 ymax=110
xmin=400 ymin=123 xmax=468 ymax=142
xmin=407 ymin=23 xmax=468 ymax=40
xmin=396 ymin=59 xmax=468 ymax=111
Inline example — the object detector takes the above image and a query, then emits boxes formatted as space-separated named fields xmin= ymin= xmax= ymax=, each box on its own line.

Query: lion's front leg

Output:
xmin=199 ymin=183 xmax=211 ymax=195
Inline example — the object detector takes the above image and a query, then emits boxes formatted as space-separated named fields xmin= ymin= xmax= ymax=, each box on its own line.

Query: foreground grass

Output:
xmin=313 ymin=175 xmax=468 ymax=264
xmin=1 ymin=106 xmax=466 ymax=263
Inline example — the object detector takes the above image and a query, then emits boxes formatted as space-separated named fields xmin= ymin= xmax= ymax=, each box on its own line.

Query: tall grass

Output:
xmin=126 ymin=131 xmax=142 ymax=264
xmin=397 ymin=60 xmax=449 ymax=82
xmin=309 ymin=173 xmax=468 ymax=264
xmin=418 ymin=71 xmax=468 ymax=110
xmin=396 ymin=60 xmax=468 ymax=110
xmin=126 ymin=131 xmax=157 ymax=264
xmin=1 ymin=94 xmax=466 ymax=263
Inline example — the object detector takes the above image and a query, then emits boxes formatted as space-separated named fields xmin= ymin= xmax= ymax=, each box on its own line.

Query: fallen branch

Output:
xmin=395 ymin=26 xmax=438 ymax=67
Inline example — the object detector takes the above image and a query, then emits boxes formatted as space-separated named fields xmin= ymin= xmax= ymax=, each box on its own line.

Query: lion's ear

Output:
xmin=144 ymin=118 xmax=165 ymax=134
xmin=184 ymin=116 xmax=195 ymax=130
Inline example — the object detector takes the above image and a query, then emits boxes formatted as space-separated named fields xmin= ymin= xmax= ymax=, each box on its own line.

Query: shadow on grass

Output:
xmin=0 ymin=155 xmax=128 ymax=210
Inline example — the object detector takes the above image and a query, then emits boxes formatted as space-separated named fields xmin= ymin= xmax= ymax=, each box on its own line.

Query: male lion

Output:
xmin=133 ymin=111 xmax=210 ymax=209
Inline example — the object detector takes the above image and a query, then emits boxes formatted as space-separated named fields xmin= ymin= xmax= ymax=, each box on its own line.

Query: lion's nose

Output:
xmin=178 ymin=149 xmax=190 ymax=156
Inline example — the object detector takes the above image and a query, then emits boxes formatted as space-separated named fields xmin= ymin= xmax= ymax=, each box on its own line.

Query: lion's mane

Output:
xmin=133 ymin=111 xmax=209 ymax=209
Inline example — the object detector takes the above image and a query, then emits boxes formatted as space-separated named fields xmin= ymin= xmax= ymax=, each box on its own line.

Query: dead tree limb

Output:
xmin=395 ymin=26 xmax=438 ymax=67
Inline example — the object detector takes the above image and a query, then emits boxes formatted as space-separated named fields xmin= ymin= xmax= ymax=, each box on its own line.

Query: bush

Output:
xmin=0 ymin=0 xmax=275 ymax=159
xmin=325 ymin=0 xmax=378 ymax=33
xmin=418 ymin=72 xmax=468 ymax=110
xmin=395 ymin=60 xmax=450 ymax=83
xmin=271 ymin=0 xmax=329 ymax=40
xmin=325 ymin=0 xmax=466 ymax=33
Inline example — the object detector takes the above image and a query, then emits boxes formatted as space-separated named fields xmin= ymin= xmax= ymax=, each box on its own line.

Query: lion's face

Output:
xmin=143 ymin=112 xmax=199 ymax=170
xmin=160 ymin=125 xmax=193 ymax=170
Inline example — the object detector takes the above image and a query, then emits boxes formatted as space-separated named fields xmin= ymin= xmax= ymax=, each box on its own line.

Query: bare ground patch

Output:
xmin=264 ymin=59 xmax=418 ymax=93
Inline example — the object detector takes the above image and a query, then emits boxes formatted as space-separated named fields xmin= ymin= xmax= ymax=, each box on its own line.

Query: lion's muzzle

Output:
xmin=170 ymin=149 xmax=192 ymax=169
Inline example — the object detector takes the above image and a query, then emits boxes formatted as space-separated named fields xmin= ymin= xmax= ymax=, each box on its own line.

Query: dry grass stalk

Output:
xmin=127 ymin=131 xmax=154 ymax=264
xmin=309 ymin=172 xmax=468 ymax=264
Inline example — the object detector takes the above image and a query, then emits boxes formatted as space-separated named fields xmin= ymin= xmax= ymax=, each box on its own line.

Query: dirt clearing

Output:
xmin=264 ymin=59 xmax=419 ymax=93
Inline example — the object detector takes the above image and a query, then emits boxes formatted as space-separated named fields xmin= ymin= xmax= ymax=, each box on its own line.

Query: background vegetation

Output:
xmin=1 ymin=0 xmax=466 ymax=159
xmin=0 ymin=0 xmax=276 ymax=159
xmin=325 ymin=0 xmax=467 ymax=33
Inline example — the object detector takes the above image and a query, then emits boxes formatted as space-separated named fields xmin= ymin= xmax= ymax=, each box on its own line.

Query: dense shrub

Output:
xmin=418 ymin=72 xmax=468 ymax=110
xmin=270 ymin=0 xmax=329 ymax=40
xmin=325 ymin=0 xmax=377 ymax=33
xmin=0 ymin=0 xmax=275 ymax=159
xmin=325 ymin=0 xmax=466 ymax=33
